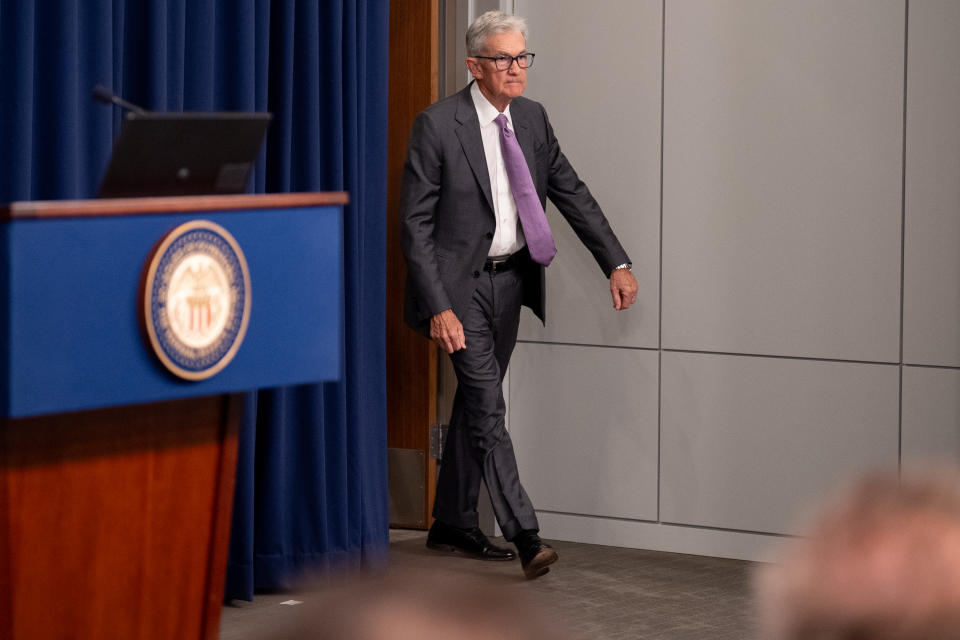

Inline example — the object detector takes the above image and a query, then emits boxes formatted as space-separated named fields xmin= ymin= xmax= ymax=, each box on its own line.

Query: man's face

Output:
xmin=467 ymin=30 xmax=527 ymax=109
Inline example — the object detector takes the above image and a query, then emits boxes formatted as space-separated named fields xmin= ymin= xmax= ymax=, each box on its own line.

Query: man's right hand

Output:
xmin=430 ymin=309 xmax=466 ymax=353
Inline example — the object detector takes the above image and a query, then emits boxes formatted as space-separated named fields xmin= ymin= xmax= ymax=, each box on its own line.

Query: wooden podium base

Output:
xmin=0 ymin=395 xmax=242 ymax=639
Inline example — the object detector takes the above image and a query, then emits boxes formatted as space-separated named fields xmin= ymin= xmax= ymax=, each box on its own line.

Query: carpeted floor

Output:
xmin=220 ymin=529 xmax=756 ymax=639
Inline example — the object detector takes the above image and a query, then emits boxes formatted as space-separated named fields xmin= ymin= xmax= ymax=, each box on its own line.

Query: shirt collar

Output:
xmin=470 ymin=81 xmax=512 ymax=128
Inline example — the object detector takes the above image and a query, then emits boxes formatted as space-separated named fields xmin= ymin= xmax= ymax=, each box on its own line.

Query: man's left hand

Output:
xmin=610 ymin=268 xmax=639 ymax=310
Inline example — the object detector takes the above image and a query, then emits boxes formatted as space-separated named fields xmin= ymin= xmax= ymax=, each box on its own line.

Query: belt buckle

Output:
xmin=489 ymin=258 xmax=508 ymax=274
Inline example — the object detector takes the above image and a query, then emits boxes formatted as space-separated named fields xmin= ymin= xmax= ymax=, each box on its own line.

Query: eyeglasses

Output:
xmin=473 ymin=53 xmax=535 ymax=71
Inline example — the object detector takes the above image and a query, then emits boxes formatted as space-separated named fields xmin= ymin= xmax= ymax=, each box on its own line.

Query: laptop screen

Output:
xmin=98 ymin=112 xmax=271 ymax=198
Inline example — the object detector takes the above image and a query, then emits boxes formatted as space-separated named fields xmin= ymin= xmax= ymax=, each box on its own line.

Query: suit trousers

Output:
xmin=432 ymin=264 xmax=539 ymax=541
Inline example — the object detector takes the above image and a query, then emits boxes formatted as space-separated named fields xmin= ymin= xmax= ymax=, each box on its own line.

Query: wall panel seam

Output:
xmin=516 ymin=339 xmax=659 ymax=352
xmin=657 ymin=0 xmax=666 ymax=525
xmin=661 ymin=348 xmax=899 ymax=367
xmin=897 ymin=0 xmax=910 ymax=472
xmin=903 ymin=362 xmax=960 ymax=371
xmin=536 ymin=509 xmax=791 ymax=539
xmin=517 ymin=340 xmax=901 ymax=367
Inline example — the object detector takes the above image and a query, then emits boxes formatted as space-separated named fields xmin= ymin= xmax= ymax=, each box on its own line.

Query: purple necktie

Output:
xmin=495 ymin=114 xmax=557 ymax=266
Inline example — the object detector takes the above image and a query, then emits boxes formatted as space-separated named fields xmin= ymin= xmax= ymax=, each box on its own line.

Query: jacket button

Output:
xmin=485 ymin=232 xmax=493 ymax=239
xmin=473 ymin=271 xmax=480 ymax=278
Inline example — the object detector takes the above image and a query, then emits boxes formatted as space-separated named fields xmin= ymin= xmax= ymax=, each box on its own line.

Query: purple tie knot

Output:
xmin=495 ymin=114 xmax=512 ymax=137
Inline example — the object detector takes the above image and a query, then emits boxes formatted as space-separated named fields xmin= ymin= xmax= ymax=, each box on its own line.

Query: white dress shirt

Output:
xmin=471 ymin=82 xmax=526 ymax=258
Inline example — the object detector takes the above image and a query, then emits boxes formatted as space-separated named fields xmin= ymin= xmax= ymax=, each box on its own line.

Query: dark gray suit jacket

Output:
xmin=400 ymin=83 xmax=630 ymax=336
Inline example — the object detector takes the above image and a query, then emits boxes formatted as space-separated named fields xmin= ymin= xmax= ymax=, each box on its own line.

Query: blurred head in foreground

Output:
xmin=277 ymin=569 xmax=563 ymax=640
xmin=756 ymin=469 xmax=960 ymax=640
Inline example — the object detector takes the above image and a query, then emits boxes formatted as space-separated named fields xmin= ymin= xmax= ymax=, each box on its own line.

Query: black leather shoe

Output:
xmin=426 ymin=520 xmax=516 ymax=561
xmin=513 ymin=531 xmax=558 ymax=579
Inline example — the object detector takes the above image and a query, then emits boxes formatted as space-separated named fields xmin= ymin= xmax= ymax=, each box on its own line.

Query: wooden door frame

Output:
xmin=385 ymin=0 xmax=440 ymax=529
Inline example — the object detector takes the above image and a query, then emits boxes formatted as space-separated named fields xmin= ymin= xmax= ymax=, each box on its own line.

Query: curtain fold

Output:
xmin=0 ymin=0 xmax=390 ymax=603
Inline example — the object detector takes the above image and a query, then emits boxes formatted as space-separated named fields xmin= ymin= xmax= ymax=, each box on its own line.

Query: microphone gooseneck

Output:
xmin=92 ymin=84 xmax=148 ymax=116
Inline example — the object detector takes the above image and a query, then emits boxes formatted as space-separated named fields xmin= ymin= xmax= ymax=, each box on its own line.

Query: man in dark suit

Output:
xmin=400 ymin=10 xmax=638 ymax=580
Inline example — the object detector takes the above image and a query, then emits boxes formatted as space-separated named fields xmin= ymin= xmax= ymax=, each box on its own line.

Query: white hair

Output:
xmin=465 ymin=11 xmax=528 ymax=57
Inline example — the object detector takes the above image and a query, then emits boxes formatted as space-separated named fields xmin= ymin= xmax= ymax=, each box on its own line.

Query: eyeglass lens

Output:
xmin=495 ymin=54 xmax=534 ymax=70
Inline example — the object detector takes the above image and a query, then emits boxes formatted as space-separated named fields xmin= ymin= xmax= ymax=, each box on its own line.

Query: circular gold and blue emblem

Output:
xmin=142 ymin=220 xmax=251 ymax=380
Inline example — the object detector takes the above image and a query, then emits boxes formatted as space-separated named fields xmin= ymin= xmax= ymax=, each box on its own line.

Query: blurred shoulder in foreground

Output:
xmin=756 ymin=468 xmax=960 ymax=640
xmin=273 ymin=568 xmax=566 ymax=640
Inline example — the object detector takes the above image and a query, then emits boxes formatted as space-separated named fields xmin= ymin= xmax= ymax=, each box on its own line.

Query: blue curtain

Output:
xmin=0 ymin=0 xmax=390 ymax=601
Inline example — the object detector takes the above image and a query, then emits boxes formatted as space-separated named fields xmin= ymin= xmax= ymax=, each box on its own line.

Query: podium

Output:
xmin=0 ymin=193 xmax=347 ymax=639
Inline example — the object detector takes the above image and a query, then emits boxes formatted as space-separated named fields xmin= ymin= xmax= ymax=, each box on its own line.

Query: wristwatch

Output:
xmin=612 ymin=262 xmax=632 ymax=271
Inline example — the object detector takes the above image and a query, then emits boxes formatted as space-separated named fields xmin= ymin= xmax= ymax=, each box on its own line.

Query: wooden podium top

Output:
xmin=3 ymin=191 xmax=349 ymax=219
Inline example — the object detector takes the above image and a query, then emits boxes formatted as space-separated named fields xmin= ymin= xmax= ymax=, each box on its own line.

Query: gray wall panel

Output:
xmin=661 ymin=352 xmax=899 ymax=535
xmin=454 ymin=0 xmax=960 ymax=559
xmin=902 ymin=366 xmax=960 ymax=465
xmin=903 ymin=0 xmax=960 ymax=367
xmin=515 ymin=0 xmax=661 ymax=348
xmin=509 ymin=343 xmax=659 ymax=521
xmin=661 ymin=1 xmax=903 ymax=361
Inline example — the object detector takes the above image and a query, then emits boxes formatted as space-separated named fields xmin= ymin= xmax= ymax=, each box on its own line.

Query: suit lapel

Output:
xmin=455 ymin=86 xmax=495 ymax=215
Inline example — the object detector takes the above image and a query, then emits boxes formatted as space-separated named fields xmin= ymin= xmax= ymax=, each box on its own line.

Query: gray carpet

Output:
xmin=220 ymin=529 xmax=756 ymax=639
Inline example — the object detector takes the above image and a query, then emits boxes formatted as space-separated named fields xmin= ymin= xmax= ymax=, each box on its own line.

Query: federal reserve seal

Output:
xmin=141 ymin=220 xmax=251 ymax=380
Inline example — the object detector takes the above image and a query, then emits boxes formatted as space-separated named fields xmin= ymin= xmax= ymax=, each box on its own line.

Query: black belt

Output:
xmin=483 ymin=249 xmax=527 ymax=274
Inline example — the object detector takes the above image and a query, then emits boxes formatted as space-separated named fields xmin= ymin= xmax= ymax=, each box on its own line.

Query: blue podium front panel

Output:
xmin=2 ymin=205 xmax=343 ymax=418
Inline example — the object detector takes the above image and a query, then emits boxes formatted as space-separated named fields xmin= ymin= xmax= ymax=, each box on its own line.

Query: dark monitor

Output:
xmin=98 ymin=112 xmax=272 ymax=198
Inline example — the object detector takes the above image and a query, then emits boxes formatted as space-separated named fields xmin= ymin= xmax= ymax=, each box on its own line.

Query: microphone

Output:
xmin=92 ymin=84 xmax=149 ymax=116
